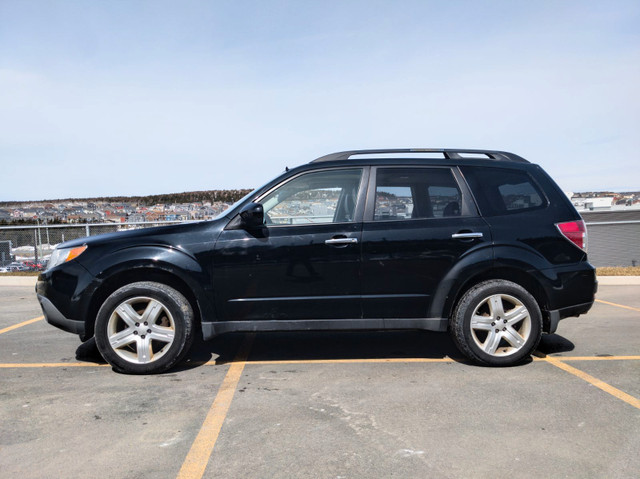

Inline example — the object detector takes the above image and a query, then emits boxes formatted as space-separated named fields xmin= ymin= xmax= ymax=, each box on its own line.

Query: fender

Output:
xmin=491 ymin=244 xmax=564 ymax=307
xmin=493 ymin=245 xmax=596 ymax=312
xmin=80 ymin=245 xmax=217 ymax=327
xmin=492 ymin=243 xmax=554 ymax=273
xmin=429 ymin=243 xmax=556 ymax=321
xmin=427 ymin=245 xmax=494 ymax=319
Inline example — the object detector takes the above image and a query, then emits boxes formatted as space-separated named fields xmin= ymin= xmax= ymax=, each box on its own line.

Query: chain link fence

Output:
xmin=0 ymin=221 xmax=184 ymax=269
xmin=1 ymin=218 xmax=638 ymax=270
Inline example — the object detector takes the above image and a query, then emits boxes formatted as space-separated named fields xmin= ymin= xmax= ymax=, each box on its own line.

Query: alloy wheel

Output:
xmin=469 ymin=293 xmax=532 ymax=357
xmin=106 ymin=296 xmax=176 ymax=364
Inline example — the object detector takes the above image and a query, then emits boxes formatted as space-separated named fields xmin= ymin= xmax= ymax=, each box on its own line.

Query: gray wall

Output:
xmin=585 ymin=221 xmax=640 ymax=267
xmin=582 ymin=210 xmax=640 ymax=267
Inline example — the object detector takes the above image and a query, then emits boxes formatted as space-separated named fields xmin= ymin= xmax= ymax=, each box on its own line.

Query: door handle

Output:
xmin=325 ymin=237 xmax=359 ymax=246
xmin=451 ymin=232 xmax=484 ymax=239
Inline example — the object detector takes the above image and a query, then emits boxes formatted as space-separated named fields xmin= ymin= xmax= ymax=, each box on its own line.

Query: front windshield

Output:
xmin=210 ymin=173 xmax=283 ymax=221
xmin=210 ymin=188 xmax=258 ymax=220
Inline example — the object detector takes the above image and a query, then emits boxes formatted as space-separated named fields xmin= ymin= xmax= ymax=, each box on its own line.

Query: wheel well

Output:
xmin=447 ymin=267 xmax=550 ymax=326
xmin=85 ymin=268 xmax=202 ymax=339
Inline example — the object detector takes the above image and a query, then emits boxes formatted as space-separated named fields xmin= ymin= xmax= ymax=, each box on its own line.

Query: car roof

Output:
xmin=311 ymin=149 xmax=529 ymax=164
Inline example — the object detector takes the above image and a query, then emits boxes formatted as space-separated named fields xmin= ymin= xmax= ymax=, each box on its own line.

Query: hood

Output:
xmin=55 ymin=219 xmax=223 ymax=250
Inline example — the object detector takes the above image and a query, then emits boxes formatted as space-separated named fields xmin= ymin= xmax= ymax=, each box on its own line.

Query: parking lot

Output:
xmin=1 ymin=279 xmax=639 ymax=479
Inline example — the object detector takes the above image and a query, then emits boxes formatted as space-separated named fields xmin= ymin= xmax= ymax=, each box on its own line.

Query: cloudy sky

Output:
xmin=1 ymin=0 xmax=639 ymax=201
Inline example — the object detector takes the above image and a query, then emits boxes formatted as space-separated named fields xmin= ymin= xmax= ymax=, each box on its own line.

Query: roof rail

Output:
xmin=311 ymin=148 xmax=529 ymax=164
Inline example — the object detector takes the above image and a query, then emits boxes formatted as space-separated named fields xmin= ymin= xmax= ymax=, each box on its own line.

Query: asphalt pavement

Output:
xmin=0 ymin=280 xmax=639 ymax=479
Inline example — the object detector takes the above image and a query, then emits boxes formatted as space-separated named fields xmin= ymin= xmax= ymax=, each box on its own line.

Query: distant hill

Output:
xmin=0 ymin=189 xmax=253 ymax=207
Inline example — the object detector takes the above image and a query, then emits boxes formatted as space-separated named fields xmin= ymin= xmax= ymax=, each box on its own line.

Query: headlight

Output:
xmin=47 ymin=245 xmax=87 ymax=270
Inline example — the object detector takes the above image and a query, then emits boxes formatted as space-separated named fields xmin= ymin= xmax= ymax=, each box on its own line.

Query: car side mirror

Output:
xmin=239 ymin=202 xmax=264 ymax=229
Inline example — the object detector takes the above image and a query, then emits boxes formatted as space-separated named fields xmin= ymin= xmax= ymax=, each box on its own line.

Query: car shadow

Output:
xmin=184 ymin=330 xmax=468 ymax=368
xmin=193 ymin=330 xmax=578 ymax=369
xmin=535 ymin=333 xmax=576 ymax=356
xmin=75 ymin=337 xmax=106 ymax=364
xmin=75 ymin=330 xmax=573 ymax=373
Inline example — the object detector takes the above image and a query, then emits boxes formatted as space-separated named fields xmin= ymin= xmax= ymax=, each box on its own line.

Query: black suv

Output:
xmin=37 ymin=149 xmax=596 ymax=374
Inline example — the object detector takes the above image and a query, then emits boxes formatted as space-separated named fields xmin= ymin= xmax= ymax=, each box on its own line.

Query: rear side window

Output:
xmin=461 ymin=166 xmax=545 ymax=216
xmin=373 ymin=168 xmax=462 ymax=220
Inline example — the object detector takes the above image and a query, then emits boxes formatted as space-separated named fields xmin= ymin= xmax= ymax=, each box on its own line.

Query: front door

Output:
xmin=213 ymin=167 xmax=367 ymax=321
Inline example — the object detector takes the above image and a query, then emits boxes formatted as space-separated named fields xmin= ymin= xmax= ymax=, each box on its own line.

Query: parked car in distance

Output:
xmin=8 ymin=262 xmax=29 ymax=271
xmin=23 ymin=261 xmax=45 ymax=270
xmin=37 ymin=149 xmax=596 ymax=374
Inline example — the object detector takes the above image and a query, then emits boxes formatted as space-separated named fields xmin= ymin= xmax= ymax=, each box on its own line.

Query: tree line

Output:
xmin=0 ymin=189 xmax=253 ymax=208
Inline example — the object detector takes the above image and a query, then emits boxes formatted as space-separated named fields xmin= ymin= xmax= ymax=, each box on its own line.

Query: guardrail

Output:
xmin=1 ymin=219 xmax=638 ymax=268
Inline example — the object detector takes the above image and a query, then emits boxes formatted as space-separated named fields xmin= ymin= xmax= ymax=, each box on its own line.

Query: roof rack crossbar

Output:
xmin=311 ymin=149 xmax=529 ymax=164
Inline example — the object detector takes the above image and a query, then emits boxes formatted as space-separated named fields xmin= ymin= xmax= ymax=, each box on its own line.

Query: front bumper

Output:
xmin=35 ymin=260 xmax=96 ymax=338
xmin=36 ymin=293 xmax=85 ymax=335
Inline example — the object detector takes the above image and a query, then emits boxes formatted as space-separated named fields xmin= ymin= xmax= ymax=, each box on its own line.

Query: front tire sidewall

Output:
xmin=452 ymin=280 xmax=542 ymax=366
xmin=95 ymin=282 xmax=193 ymax=374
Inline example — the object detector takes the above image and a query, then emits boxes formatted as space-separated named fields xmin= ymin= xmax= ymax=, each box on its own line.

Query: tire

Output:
xmin=94 ymin=281 xmax=194 ymax=374
xmin=450 ymin=280 xmax=542 ymax=366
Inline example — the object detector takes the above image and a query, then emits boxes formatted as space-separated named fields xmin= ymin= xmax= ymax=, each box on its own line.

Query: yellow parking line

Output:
xmin=551 ymin=355 xmax=640 ymax=361
xmin=544 ymin=356 xmax=640 ymax=410
xmin=216 ymin=357 xmax=459 ymax=366
xmin=1 ymin=355 xmax=638 ymax=369
xmin=0 ymin=316 xmax=43 ymax=335
xmin=216 ymin=356 xmax=640 ymax=366
xmin=595 ymin=299 xmax=640 ymax=313
xmin=0 ymin=362 xmax=108 ymax=368
xmin=177 ymin=334 xmax=255 ymax=479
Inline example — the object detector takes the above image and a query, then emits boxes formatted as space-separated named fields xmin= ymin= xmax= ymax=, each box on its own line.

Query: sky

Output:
xmin=1 ymin=0 xmax=639 ymax=201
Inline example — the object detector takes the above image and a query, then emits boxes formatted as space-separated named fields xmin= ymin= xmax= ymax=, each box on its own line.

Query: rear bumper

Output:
xmin=542 ymin=262 xmax=596 ymax=305
xmin=36 ymin=293 xmax=85 ymax=335
xmin=540 ymin=263 xmax=597 ymax=334
xmin=546 ymin=300 xmax=594 ymax=334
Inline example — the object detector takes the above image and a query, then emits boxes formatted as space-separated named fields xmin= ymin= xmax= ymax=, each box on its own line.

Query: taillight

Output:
xmin=556 ymin=220 xmax=587 ymax=252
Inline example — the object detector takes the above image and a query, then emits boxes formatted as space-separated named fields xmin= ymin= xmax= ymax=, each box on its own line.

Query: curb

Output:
xmin=0 ymin=276 xmax=39 ymax=286
xmin=597 ymin=276 xmax=640 ymax=285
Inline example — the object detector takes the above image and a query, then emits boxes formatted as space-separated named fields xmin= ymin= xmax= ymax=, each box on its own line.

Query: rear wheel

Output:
xmin=95 ymin=281 xmax=194 ymax=374
xmin=450 ymin=280 xmax=542 ymax=366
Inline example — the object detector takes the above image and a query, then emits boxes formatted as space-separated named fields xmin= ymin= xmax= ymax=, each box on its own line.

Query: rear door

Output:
xmin=361 ymin=166 xmax=492 ymax=319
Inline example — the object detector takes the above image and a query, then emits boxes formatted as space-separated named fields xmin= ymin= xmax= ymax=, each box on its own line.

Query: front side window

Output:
xmin=374 ymin=168 xmax=462 ymax=220
xmin=260 ymin=169 xmax=363 ymax=225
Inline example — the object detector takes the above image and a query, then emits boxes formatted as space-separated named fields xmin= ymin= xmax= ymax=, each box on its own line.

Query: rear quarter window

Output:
xmin=460 ymin=166 xmax=546 ymax=216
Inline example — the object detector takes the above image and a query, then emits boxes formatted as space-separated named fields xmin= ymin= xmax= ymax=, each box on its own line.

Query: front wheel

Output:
xmin=450 ymin=280 xmax=542 ymax=366
xmin=95 ymin=281 xmax=194 ymax=374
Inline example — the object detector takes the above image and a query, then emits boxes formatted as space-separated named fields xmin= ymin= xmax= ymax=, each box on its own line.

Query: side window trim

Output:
xmin=451 ymin=166 xmax=481 ymax=217
xmin=363 ymin=166 xmax=478 ymax=222
xmin=363 ymin=166 xmax=379 ymax=222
